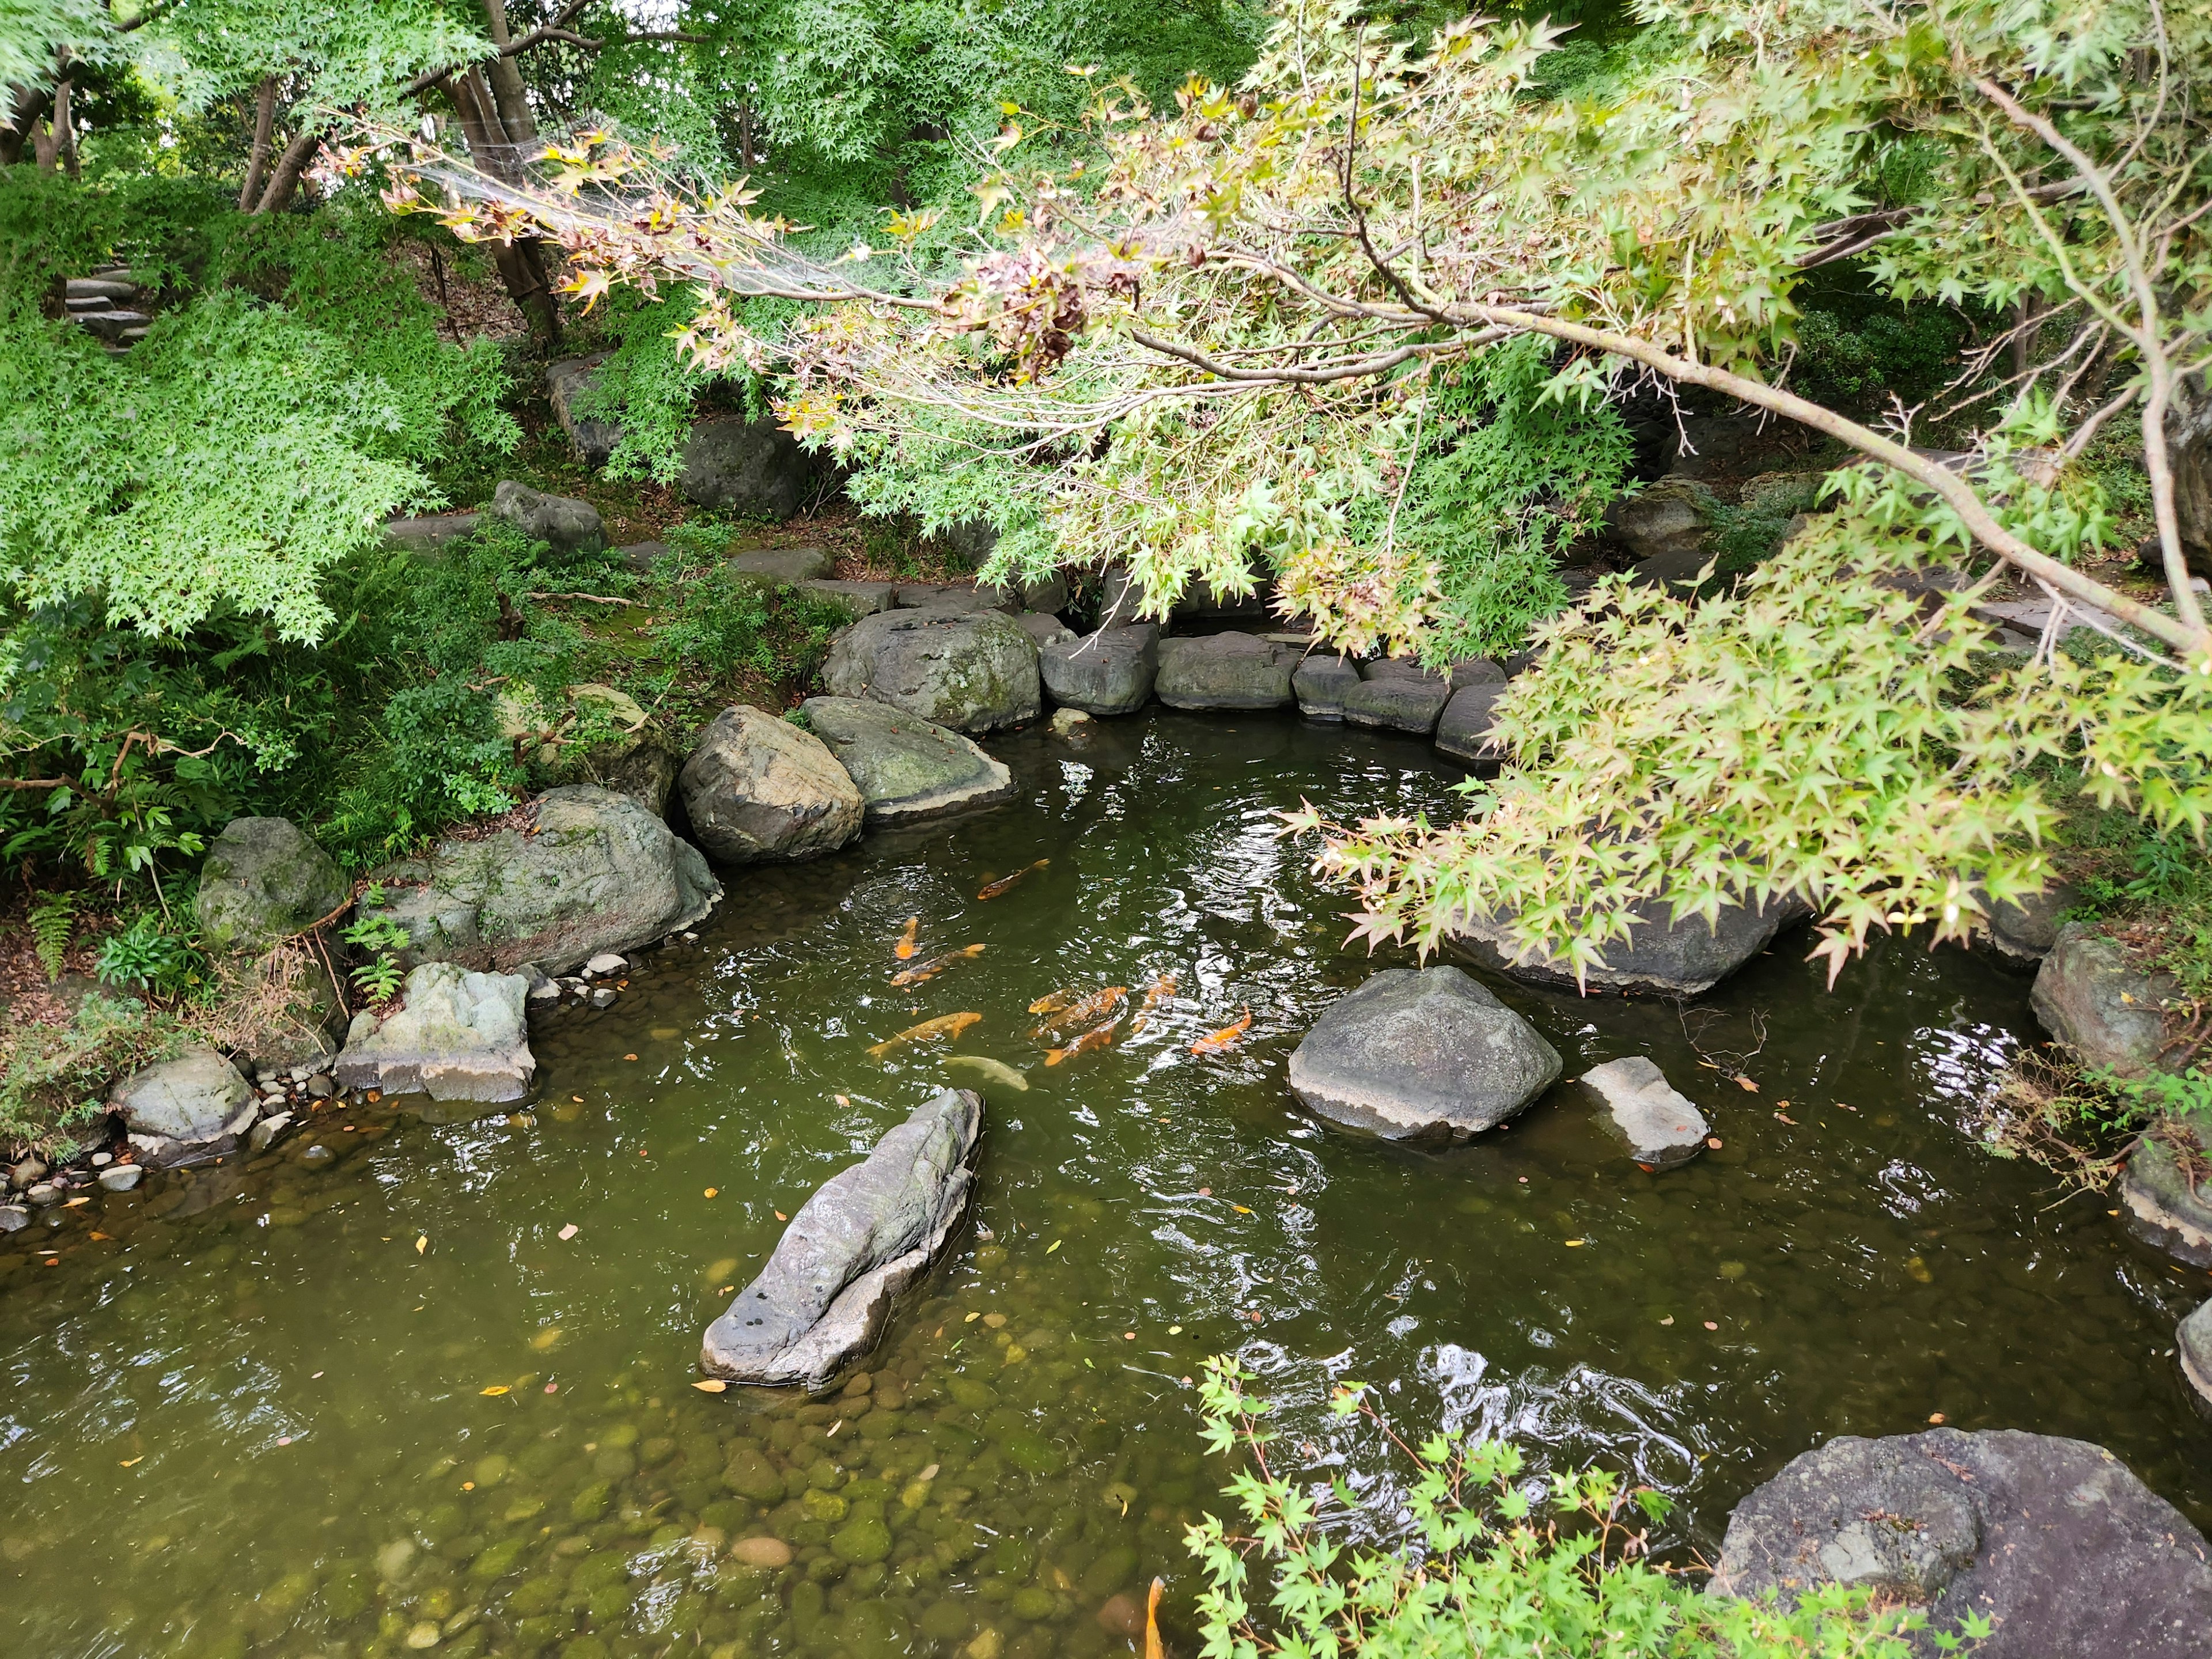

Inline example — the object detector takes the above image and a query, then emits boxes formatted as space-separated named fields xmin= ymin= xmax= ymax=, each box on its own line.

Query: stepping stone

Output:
xmin=1435 ymin=683 xmax=1509 ymax=765
xmin=385 ymin=513 xmax=481 ymax=556
xmin=729 ymin=546 xmax=832 ymax=586
xmin=1580 ymin=1057 xmax=1708 ymax=1168
xmin=1041 ymin=624 xmax=1158 ymax=716
xmin=799 ymin=579 xmax=897 ymax=616
xmin=1292 ymin=654 xmax=1359 ymax=719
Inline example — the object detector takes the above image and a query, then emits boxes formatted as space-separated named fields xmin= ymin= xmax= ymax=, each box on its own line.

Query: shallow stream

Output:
xmin=5 ymin=713 xmax=2209 ymax=1659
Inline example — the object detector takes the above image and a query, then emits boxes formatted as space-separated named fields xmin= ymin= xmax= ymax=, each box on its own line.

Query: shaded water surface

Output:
xmin=4 ymin=713 xmax=2208 ymax=1659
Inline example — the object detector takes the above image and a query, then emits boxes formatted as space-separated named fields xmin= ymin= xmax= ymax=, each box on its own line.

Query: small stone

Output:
xmin=97 ymin=1165 xmax=143 ymax=1194
xmin=1581 ymin=1057 xmax=1710 ymax=1169
xmin=90 ymin=1152 xmax=112 ymax=1167
xmin=27 ymin=1183 xmax=60 ymax=1207
xmin=404 ymin=1619 xmax=442 ymax=1649
xmin=1048 ymin=707 xmax=1092 ymax=736
xmin=306 ymin=1074 xmax=335 ymax=1099
xmin=584 ymin=953 xmax=628 ymax=977
xmin=300 ymin=1145 xmax=336 ymax=1166
xmin=249 ymin=1113 xmax=294 ymax=1154
xmin=590 ymin=988 xmax=618 ymax=1009
xmin=1095 ymin=1594 xmax=1143 ymax=1637
xmin=730 ymin=1536 xmax=793 ymax=1569
xmin=11 ymin=1157 xmax=48 ymax=1190
xmin=0 ymin=1205 xmax=29 ymax=1232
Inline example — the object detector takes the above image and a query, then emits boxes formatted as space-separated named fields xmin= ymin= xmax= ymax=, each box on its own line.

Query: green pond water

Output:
xmin=5 ymin=711 xmax=2210 ymax=1659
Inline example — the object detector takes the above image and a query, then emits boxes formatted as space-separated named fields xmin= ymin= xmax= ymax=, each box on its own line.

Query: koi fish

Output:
xmin=1190 ymin=1007 xmax=1252 ymax=1055
xmin=1144 ymin=1578 xmax=1165 ymax=1659
xmin=867 ymin=1012 xmax=981 ymax=1058
xmin=1045 ymin=1015 xmax=1122 ymax=1067
xmin=891 ymin=944 xmax=985 ymax=987
xmin=1028 ymin=987 xmax=1077 ymax=1015
xmin=1128 ymin=972 xmax=1180 ymax=1035
xmin=976 ymin=858 xmax=1049 ymax=901
xmin=894 ymin=916 xmax=919 ymax=960
xmin=1032 ymin=985 xmax=1126 ymax=1041
xmin=941 ymin=1054 xmax=1030 ymax=1093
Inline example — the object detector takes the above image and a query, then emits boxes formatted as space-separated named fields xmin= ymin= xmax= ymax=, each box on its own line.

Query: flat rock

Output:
xmin=488 ymin=481 xmax=605 ymax=556
xmin=110 ymin=1047 xmax=255 ymax=1165
xmin=822 ymin=609 xmax=1041 ymax=733
xmin=1449 ymin=893 xmax=1804 ymax=996
xmin=799 ymin=579 xmax=897 ymax=617
xmin=616 ymin=540 xmax=669 ymax=571
xmin=546 ymin=353 xmax=620 ymax=468
xmin=1154 ymin=632 xmax=1297 ymax=710
xmin=2182 ymin=1299 xmax=2212 ymax=1411
xmin=1580 ymin=1056 xmax=1708 ymax=1168
xmin=1984 ymin=880 xmax=2079 ymax=964
xmin=1435 ymin=683 xmax=1510 ymax=766
xmin=729 ymin=546 xmax=832 ymax=586
xmin=97 ymin=1164 xmax=143 ymax=1192
xmin=800 ymin=698 xmax=1016 ymax=825
xmin=2118 ymin=1119 xmax=2212 ymax=1267
xmin=1291 ymin=654 xmax=1359 ymax=719
xmin=334 ymin=962 xmax=535 ymax=1104
xmin=1343 ymin=665 xmax=1449 ymax=734
xmin=892 ymin=583 xmax=1010 ymax=614
xmin=702 ymin=1089 xmax=981 ymax=1389
xmin=2031 ymin=922 xmax=2180 ymax=1078
xmin=1450 ymin=657 xmax=1507 ymax=690
xmin=360 ymin=786 xmax=721 ymax=975
xmin=681 ymin=415 xmax=821 ymax=518
xmin=194 ymin=817 xmax=349 ymax=955
xmin=1287 ymin=967 xmax=1561 ymax=1142
xmin=1012 ymin=611 xmax=1073 ymax=649
xmin=1041 ymin=624 xmax=1158 ymax=716
xmin=679 ymin=704 xmax=863 ymax=865
xmin=385 ymin=513 xmax=480 ymax=556
xmin=1711 ymin=1428 xmax=2212 ymax=1658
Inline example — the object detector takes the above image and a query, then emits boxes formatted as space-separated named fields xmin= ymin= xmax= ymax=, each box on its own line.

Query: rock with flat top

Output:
xmin=729 ymin=546 xmax=833 ymax=586
xmin=1154 ymin=633 xmax=1297 ymax=710
xmin=800 ymin=698 xmax=1016 ymax=824
xmin=823 ymin=609 xmax=1041 ymax=733
xmin=1580 ymin=1056 xmax=1708 ymax=1168
xmin=2030 ymin=922 xmax=2180 ymax=1078
xmin=1292 ymin=654 xmax=1359 ymax=720
xmin=1983 ymin=880 xmax=2078 ymax=964
xmin=1343 ymin=662 xmax=1449 ymax=734
xmin=679 ymin=704 xmax=864 ymax=864
xmin=702 ymin=1089 xmax=981 ymax=1389
xmin=1435 ymin=684 xmax=1509 ymax=765
xmin=1449 ymin=893 xmax=1805 ymax=996
xmin=334 ymin=962 xmax=535 ymax=1104
xmin=489 ymin=481 xmax=605 ymax=556
xmin=800 ymin=579 xmax=898 ymax=617
xmin=2118 ymin=1119 xmax=2212 ymax=1267
xmin=111 ymin=1047 xmax=255 ymax=1166
xmin=1041 ymin=624 xmax=1158 ymax=716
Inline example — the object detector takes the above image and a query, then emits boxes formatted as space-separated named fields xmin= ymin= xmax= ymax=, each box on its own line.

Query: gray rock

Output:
xmin=589 ymin=987 xmax=617 ymax=1009
xmin=728 ymin=546 xmax=832 ymax=586
xmin=799 ymin=579 xmax=898 ymax=618
xmin=1041 ymin=624 xmax=1158 ymax=716
xmin=1154 ymin=633 xmax=1297 ymax=711
xmin=11 ymin=1156 xmax=47 ymax=1190
xmin=1580 ymin=1056 xmax=1709 ymax=1168
xmin=2118 ymin=1120 xmax=2212 ymax=1267
xmin=1012 ymin=611 xmax=1073 ymax=649
xmin=1292 ymin=654 xmax=1360 ymax=720
xmin=384 ymin=513 xmax=480 ymax=556
xmin=97 ymin=1164 xmax=142 ymax=1192
xmin=801 ymin=698 xmax=1016 ymax=825
xmin=1448 ymin=893 xmax=1804 ymax=996
xmin=359 ymin=786 xmax=721 ymax=975
xmin=583 ymin=953 xmax=628 ymax=976
xmin=1343 ymin=664 xmax=1449 ymax=734
xmin=546 ymin=353 xmax=622 ymax=467
xmin=1049 ymin=707 xmax=1091 ymax=737
xmin=1449 ymin=657 xmax=1506 ymax=690
xmin=248 ymin=1111 xmax=293 ymax=1154
xmin=615 ymin=540 xmax=669 ymax=571
xmin=1171 ymin=577 xmax=1274 ymax=624
xmin=893 ymin=582 xmax=1011 ymax=615
xmin=194 ymin=817 xmax=349 ymax=956
xmin=822 ymin=609 xmax=1041 ymax=733
xmin=1608 ymin=476 xmax=1714 ymax=586
xmin=1712 ymin=1428 xmax=2212 ymax=1658
xmin=109 ymin=1048 xmax=256 ymax=1165
xmin=0 ymin=1204 xmax=28 ymax=1230
xmin=2031 ymin=923 xmax=2180 ymax=1078
xmin=702 ymin=1088 xmax=982 ymax=1388
xmin=1984 ymin=881 xmax=2079 ymax=963
xmin=334 ymin=962 xmax=535 ymax=1104
xmin=488 ymin=481 xmax=605 ymax=556
xmin=67 ymin=276 xmax=138 ymax=302
xmin=2182 ymin=1298 xmax=2212 ymax=1411
xmin=978 ymin=574 xmax=1069 ymax=615
xmin=1287 ymin=967 xmax=1562 ymax=1142
xmin=933 ymin=518 xmax=1001 ymax=565
xmin=679 ymin=704 xmax=863 ymax=865
xmin=1435 ymin=683 xmax=1510 ymax=766
xmin=306 ymin=1073 xmax=335 ymax=1098
xmin=27 ymin=1182 xmax=61 ymax=1206
xmin=681 ymin=415 xmax=821 ymax=518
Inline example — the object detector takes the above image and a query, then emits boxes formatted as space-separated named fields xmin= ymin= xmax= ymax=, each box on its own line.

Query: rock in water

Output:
xmin=702 ymin=1089 xmax=982 ymax=1389
xmin=195 ymin=817 xmax=349 ymax=953
xmin=1448 ymin=893 xmax=1805 ymax=996
xmin=1154 ymin=633 xmax=1297 ymax=710
xmin=1580 ymin=1056 xmax=1709 ymax=1168
xmin=822 ymin=610 xmax=1042 ymax=733
xmin=1291 ymin=654 xmax=1359 ymax=720
xmin=1040 ymin=624 xmax=1158 ymax=716
xmin=334 ymin=962 xmax=535 ymax=1103
xmin=2031 ymin=922 xmax=2181 ymax=1078
xmin=2118 ymin=1119 xmax=2212 ymax=1267
xmin=111 ymin=1047 xmax=256 ymax=1166
xmin=488 ymin=480 xmax=606 ymax=556
xmin=1435 ymin=683 xmax=1510 ymax=766
xmin=800 ymin=698 xmax=1016 ymax=824
xmin=1287 ymin=968 xmax=1561 ymax=1142
xmin=360 ymin=786 xmax=720 ymax=975
xmin=2181 ymin=1299 xmax=2212 ymax=1411
xmin=679 ymin=704 xmax=864 ymax=865
xmin=1711 ymin=1429 xmax=2212 ymax=1658
xmin=1983 ymin=881 xmax=2077 ymax=964
xmin=1342 ymin=662 xmax=1450 ymax=734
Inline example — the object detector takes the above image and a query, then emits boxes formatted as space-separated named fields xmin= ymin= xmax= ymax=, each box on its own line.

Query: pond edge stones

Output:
xmin=1580 ymin=1056 xmax=1709 ymax=1168
xmin=677 ymin=703 xmax=863 ymax=865
xmin=1710 ymin=1427 xmax=2212 ymax=1658
xmin=111 ymin=1046 xmax=257 ymax=1166
xmin=702 ymin=1088 xmax=982 ymax=1390
xmin=1287 ymin=967 xmax=1561 ymax=1142
xmin=2181 ymin=1298 xmax=2212 ymax=1412
xmin=800 ymin=696 xmax=1017 ymax=824
xmin=333 ymin=961 xmax=535 ymax=1104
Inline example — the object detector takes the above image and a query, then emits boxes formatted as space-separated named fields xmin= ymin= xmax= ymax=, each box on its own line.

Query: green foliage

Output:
xmin=94 ymin=908 xmax=207 ymax=1001
xmin=28 ymin=890 xmax=77 ymax=982
xmin=1188 ymin=1355 xmax=1956 ymax=1658
xmin=1701 ymin=474 xmax=1824 ymax=581
xmin=342 ymin=891 xmax=411 ymax=1003
xmin=637 ymin=558 xmax=854 ymax=695
xmin=0 ymin=993 xmax=181 ymax=1161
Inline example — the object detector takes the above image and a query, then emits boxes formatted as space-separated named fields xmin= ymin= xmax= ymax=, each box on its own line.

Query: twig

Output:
xmin=523 ymin=590 xmax=631 ymax=604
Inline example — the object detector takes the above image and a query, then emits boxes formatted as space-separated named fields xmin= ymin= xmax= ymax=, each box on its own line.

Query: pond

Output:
xmin=3 ymin=711 xmax=2208 ymax=1659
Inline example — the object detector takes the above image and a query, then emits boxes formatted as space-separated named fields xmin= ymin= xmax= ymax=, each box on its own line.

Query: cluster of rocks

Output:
xmin=63 ymin=268 xmax=152 ymax=350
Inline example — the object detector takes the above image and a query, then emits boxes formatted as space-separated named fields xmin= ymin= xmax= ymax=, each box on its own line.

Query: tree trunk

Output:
xmin=253 ymin=125 xmax=321 ymax=214
xmin=239 ymin=77 xmax=278 ymax=210
xmin=479 ymin=0 xmax=538 ymax=151
xmin=1 ymin=82 xmax=47 ymax=165
xmin=444 ymin=71 xmax=562 ymax=342
xmin=32 ymin=77 xmax=67 ymax=171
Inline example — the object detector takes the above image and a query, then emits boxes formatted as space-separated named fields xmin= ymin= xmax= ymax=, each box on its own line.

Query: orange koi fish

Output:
xmin=1032 ymin=985 xmax=1126 ymax=1040
xmin=891 ymin=944 xmax=985 ymax=987
xmin=1045 ymin=1016 xmax=1122 ymax=1067
xmin=1128 ymin=972 xmax=1180 ymax=1035
xmin=1144 ymin=1578 xmax=1165 ymax=1659
xmin=1028 ymin=987 xmax=1077 ymax=1015
xmin=894 ymin=916 xmax=919 ymax=960
xmin=868 ymin=1012 xmax=982 ymax=1059
xmin=1190 ymin=1008 xmax=1252 ymax=1055
xmin=976 ymin=858 xmax=1049 ymax=901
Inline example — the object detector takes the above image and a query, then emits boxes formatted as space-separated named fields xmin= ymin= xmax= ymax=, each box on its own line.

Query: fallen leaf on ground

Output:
xmin=557 ymin=1224 xmax=579 ymax=1241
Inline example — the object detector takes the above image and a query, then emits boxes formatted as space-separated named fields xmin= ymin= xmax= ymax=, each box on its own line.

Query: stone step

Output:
xmin=73 ymin=309 xmax=150 ymax=341
xmin=66 ymin=276 xmax=138 ymax=302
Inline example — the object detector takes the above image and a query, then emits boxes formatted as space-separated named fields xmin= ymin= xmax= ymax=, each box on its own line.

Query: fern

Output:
xmin=28 ymin=891 xmax=78 ymax=982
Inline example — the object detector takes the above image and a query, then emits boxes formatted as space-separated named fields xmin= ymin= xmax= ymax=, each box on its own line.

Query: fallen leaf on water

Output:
xmin=1565 ymin=1238 xmax=1586 ymax=1247
xmin=1836 ymin=1101 xmax=1858 ymax=1112
xmin=1191 ymin=1007 xmax=1253 ymax=1055
xmin=544 ymin=1381 xmax=558 ymax=1393
xmin=1703 ymin=1320 xmax=1719 ymax=1331
xmin=120 ymin=1457 xmax=143 ymax=1467
xmin=1775 ymin=1099 xmax=1791 ymax=1109
xmin=90 ymin=1231 xmax=112 ymax=1241
xmin=694 ymin=1380 xmax=728 ymax=1393
xmin=530 ymin=1328 xmax=562 ymax=1351
xmin=1734 ymin=1075 xmax=1759 ymax=1092
xmin=1231 ymin=1203 xmax=1253 ymax=1215
xmin=894 ymin=915 xmax=919 ymax=960
xmin=64 ymin=1196 xmax=90 ymax=1208
xmin=704 ymin=1187 xmax=718 ymax=1198
xmin=1706 ymin=1137 xmax=1724 ymax=1149
xmin=1775 ymin=1112 xmax=1798 ymax=1125
xmin=557 ymin=1224 xmax=578 ymax=1241
xmin=1660 ymin=1316 xmax=1675 ymax=1326
xmin=1045 ymin=1239 xmax=1062 ymax=1254
xmin=834 ymin=1093 xmax=850 ymax=1107
xmin=965 ymin=1312 xmax=981 ymax=1323
xmin=1929 ymin=1411 xmax=1946 ymax=1424
xmin=1197 ymin=1187 xmax=1211 ymax=1197
xmin=480 ymin=1385 xmax=510 ymax=1396
xmin=774 ymin=1210 xmax=788 ymax=1222
xmin=976 ymin=858 xmax=1048 ymax=901
xmin=624 ymin=1053 xmax=638 ymax=1062
xmin=415 ymin=1236 xmax=427 ymax=1255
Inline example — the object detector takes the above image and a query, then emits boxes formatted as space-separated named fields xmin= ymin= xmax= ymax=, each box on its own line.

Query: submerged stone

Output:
xmin=1580 ymin=1057 xmax=1709 ymax=1169
xmin=701 ymin=1089 xmax=982 ymax=1389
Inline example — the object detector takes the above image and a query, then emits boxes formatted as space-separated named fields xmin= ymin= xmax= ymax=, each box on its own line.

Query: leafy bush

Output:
xmin=0 ymin=994 xmax=183 ymax=1161
xmin=94 ymin=910 xmax=209 ymax=1002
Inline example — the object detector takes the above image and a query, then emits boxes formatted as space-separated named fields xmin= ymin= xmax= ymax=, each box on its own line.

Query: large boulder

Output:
xmin=2030 ymin=922 xmax=2181 ymax=1078
xmin=678 ymin=704 xmax=863 ymax=865
xmin=1580 ymin=1056 xmax=1709 ymax=1169
xmin=112 ymin=1047 xmax=256 ymax=1166
xmin=195 ymin=817 xmax=349 ymax=956
xmin=359 ymin=786 xmax=720 ymax=975
xmin=702 ymin=1089 xmax=981 ymax=1389
xmin=1983 ymin=880 xmax=2078 ymax=964
xmin=1343 ymin=661 xmax=1450 ymax=735
xmin=800 ymin=698 xmax=1016 ymax=825
xmin=2182 ymin=1298 xmax=2212 ymax=1411
xmin=546 ymin=353 xmax=620 ymax=468
xmin=1435 ymin=683 xmax=1509 ymax=766
xmin=488 ymin=481 xmax=605 ymax=556
xmin=333 ymin=961 xmax=534 ymax=1104
xmin=1448 ymin=893 xmax=1804 ymax=996
xmin=2118 ymin=1119 xmax=2212 ymax=1267
xmin=1041 ymin=624 xmax=1159 ymax=716
xmin=681 ymin=414 xmax=822 ymax=519
xmin=822 ymin=609 xmax=1041 ymax=733
xmin=1287 ymin=967 xmax=1562 ymax=1142
xmin=1711 ymin=1429 xmax=2212 ymax=1658
xmin=1154 ymin=633 xmax=1297 ymax=711
xmin=1291 ymin=654 xmax=1360 ymax=720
